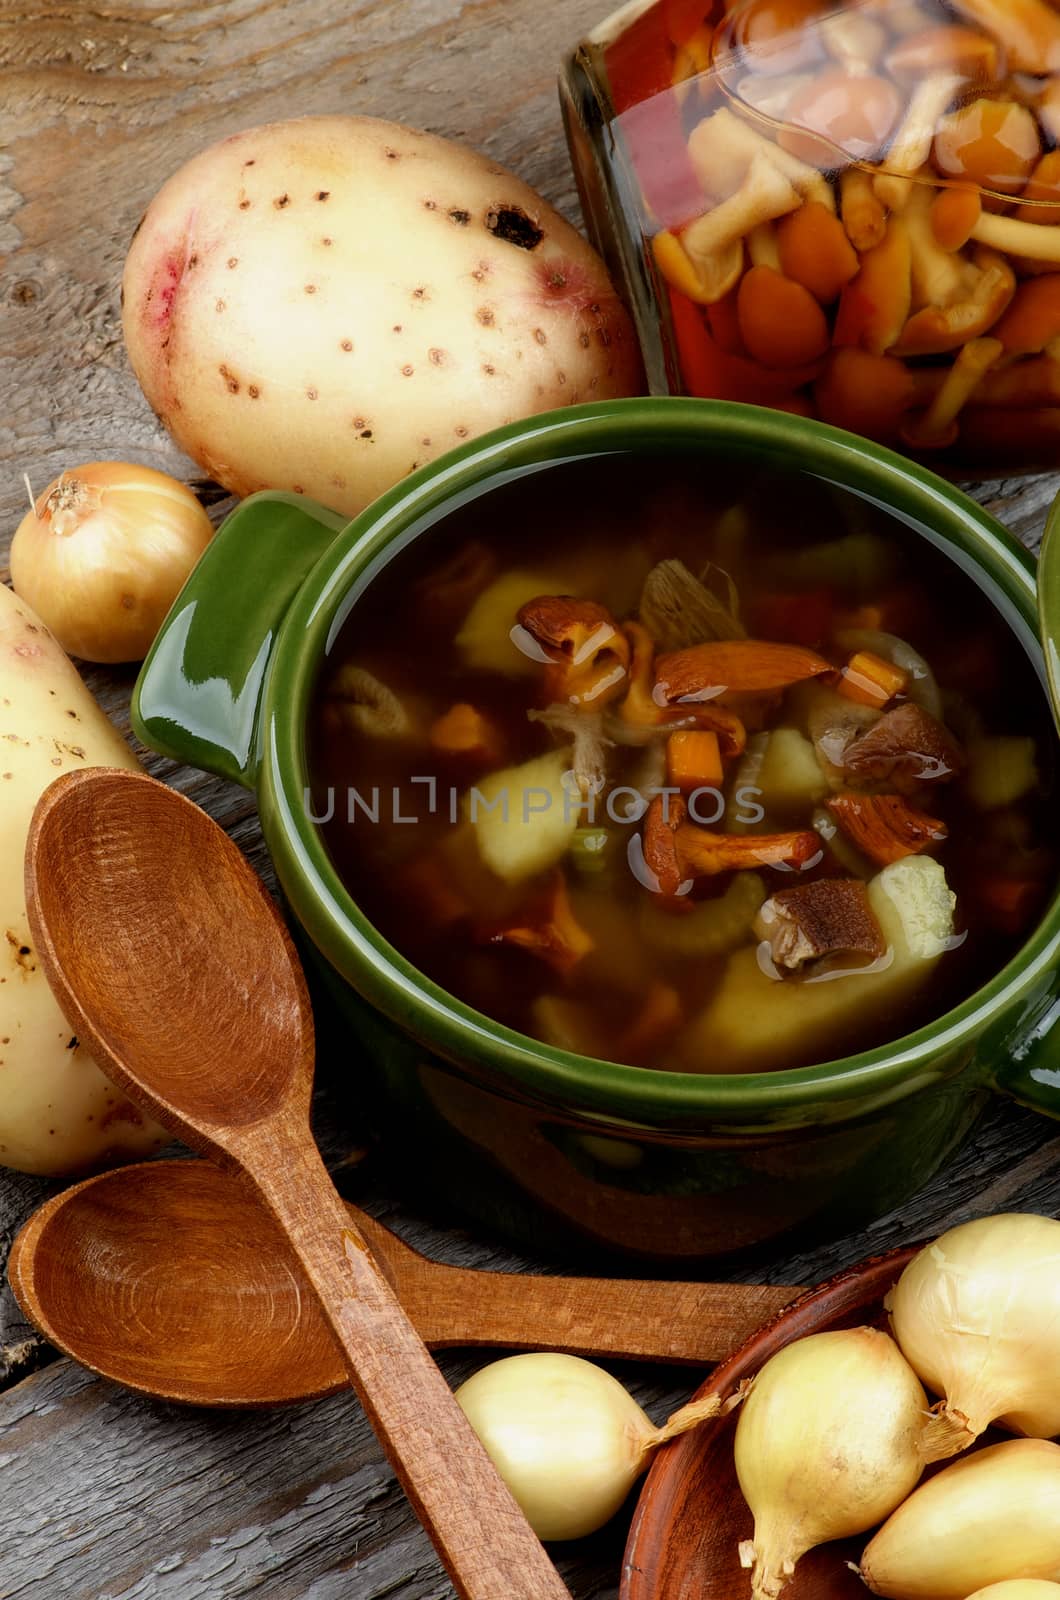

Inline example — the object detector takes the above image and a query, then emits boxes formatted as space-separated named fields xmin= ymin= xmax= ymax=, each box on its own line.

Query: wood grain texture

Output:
xmin=622 ymin=1249 xmax=923 ymax=1600
xmin=1 ymin=0 xmax=1059 ymax=1596
xmin=25 ymin=767 xmax=572 ymax=1599
xmin=3 ymin=1102 xmax=1060 ymax=1599
xmin=9 ymin=1158 xmax=804 ymax=1409
xmin=388 ymin=1237 xmax=802 ymax=1366
xmin=0 ymin=0 xmax=610 ymax=1394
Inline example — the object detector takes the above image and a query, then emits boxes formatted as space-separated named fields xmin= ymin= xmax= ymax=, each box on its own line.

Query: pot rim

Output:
xmin=257 ymin=397 xmax=1060 ymax=1126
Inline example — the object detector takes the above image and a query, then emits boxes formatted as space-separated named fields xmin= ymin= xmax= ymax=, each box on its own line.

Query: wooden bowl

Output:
xmin=622 ymin=1245 xmax=920 ymax=1600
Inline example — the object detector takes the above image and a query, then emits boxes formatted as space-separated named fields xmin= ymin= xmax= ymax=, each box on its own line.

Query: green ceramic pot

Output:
xmin=133 ymin=398 xmax=1060 ymax=1266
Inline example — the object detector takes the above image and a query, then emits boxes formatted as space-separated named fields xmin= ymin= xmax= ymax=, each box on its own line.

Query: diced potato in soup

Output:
xmin=965 ymin=737 xmax=1039 ymax=809
xmin=677 ymin=857 xmax=955 ymax=1072
xmin=0 ymin=586 xmax=167 ymax=1174
xmin=458 ymin=573 xmax=580 ymax=677
xmin=757 ymin=727 xmax=830 ymax=815
xmin=467 ymin=750 xmax=577 ymax=884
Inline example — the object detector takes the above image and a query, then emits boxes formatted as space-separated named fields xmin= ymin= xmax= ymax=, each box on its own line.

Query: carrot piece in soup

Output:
xmin=667 ymin=729 xmax=724 ymax=792
xmin=624 ymin=981 xmax=684 ymax=1058
xmin=430 ymin=703 xmax=504 ymax=765
xmin=837 ymin=650 xmax=910 ymax=708
xmin=974 ymin=875 xmax=1046 ymax=935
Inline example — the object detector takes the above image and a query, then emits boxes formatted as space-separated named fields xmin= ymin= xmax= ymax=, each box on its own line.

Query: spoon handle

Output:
xmin=394 ymin=1253 xmax=804 ymax=1365
xmin=246 ymin=1131 xmax=572 ymax=1600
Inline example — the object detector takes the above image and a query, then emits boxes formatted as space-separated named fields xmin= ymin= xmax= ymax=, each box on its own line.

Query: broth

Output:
xmin=307 ymin=452 xmax=1056 ymax=1073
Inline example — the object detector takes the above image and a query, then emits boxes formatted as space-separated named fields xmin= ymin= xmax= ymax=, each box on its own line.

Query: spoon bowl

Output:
xmin=25 ymin=767 xmax=572 ymax=1600
xmin=26 ymin=768 xmax=309 ymax=1144
xmin=8 ymin=1158 xmax=803 ymax=1407
xmin=10 ymin=1161 xmax=341 ymax=1407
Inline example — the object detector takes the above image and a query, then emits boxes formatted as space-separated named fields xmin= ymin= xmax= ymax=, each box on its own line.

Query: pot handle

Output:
xmin=132 ymin=491 xmax=346 ymax=789
xmin=994 ymin=995 xmax=1060 ymax=1120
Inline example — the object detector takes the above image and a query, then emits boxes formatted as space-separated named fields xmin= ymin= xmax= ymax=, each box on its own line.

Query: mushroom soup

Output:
xmin=307 ymin=452 xmax=1056 ymax=1073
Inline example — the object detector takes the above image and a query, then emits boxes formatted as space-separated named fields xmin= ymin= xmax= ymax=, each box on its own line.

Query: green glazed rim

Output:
xmin=257 ymin=397 xmax=1060 ymax=1127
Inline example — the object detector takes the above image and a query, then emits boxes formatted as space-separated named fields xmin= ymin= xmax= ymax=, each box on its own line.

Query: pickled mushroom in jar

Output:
xmin=588 ymin=0 xmax=1060 ymax=473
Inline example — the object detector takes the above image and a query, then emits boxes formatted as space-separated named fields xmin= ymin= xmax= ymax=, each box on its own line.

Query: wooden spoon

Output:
xmin=24 ymin=768 xmax=571 ymax=1600
xmin=9 ymin=1158 xmax=802 ymax=1407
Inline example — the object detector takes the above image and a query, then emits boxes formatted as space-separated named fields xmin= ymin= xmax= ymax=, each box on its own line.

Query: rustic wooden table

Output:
xmin=2 ymin=3 xmax=1060 ymax=1596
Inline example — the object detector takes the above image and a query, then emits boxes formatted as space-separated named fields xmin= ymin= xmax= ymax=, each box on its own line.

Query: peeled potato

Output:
xmin=676 ymin=856 xmax=955 ymax=1072
xmin=466 ymin=749 xmax=577 ymax=884
xmin=122 ymin=116 xmax=642 ymax=518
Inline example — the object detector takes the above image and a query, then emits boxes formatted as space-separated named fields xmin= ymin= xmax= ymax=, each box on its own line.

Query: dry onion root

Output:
xmin=734 ymin=1327 xmax=927 ymax=1600
xmin=11 ymin=462 xmax=214 ymax=663
xmin=887 ymin=1212 xmax=1060 ymax=1461
xmin=454 ymin=1351 xmax=732 ymax=1541
xmin=860 ymin=1438 xmax=1060 ymax=1599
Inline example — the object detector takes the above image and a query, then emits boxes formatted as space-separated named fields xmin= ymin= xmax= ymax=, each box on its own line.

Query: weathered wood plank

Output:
xmin=2 ymin=1100 xmax=1059 ymax=1600
xmin=0 ymin=0 xmax=606 ymax=1404
xmin=2 ymin=0 xmax=1060 ymax=1594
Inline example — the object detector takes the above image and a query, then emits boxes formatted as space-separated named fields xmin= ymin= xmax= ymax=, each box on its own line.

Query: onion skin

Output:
xmin=11 ymin=463 xmax=214 ymax=664
xmin=860 ymin=1439 xmax=1060 ymax=1600
xmin=454 ymin=1352 xmax=657 ymax=1541
xmin=965 ymin=1586 xmax=1060 ymax=1599
xmin=888 ymin=1213 xmax=1060 ymax=1461
xmin=734 ymin=1327 xmax=926 ymax=1599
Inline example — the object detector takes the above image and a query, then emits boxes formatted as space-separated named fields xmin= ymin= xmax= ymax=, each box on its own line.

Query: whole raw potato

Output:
xmin=0 ymin=584 xmax=168 ymax=1175
xmin=122 ymin=116 xmax=643 ymax=517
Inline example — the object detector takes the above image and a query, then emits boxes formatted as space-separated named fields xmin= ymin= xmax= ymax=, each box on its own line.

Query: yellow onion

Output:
xmin=11 ymin=462 xmax=214 ymax=663
xmin=734 ymin=1327 xmax=926 ymax=1599
xmin=860 ymin=1439 xmax=1060 ymax=1599
xmin=888 ymin=1213 xmax=1060 ymax=1461
xmin=965 ymin=1586 xmax=1060 ymax=1599
xmin=454 ymin=1352 xmax=723 ymax=1541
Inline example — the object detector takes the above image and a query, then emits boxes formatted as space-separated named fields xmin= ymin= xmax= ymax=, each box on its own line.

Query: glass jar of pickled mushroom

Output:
xmin=561 ymin=0 xmax=1060 ymax=474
